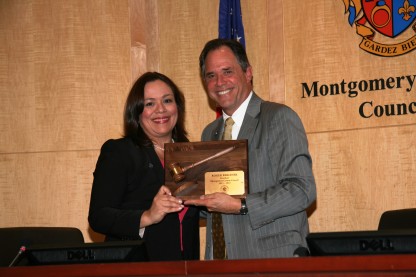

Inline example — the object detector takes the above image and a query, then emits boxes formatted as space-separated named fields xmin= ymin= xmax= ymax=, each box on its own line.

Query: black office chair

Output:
xmin=0 ymin=227 xmax=84 ymax=267
xmin=378 ymin=208 xmax=416 ymax=230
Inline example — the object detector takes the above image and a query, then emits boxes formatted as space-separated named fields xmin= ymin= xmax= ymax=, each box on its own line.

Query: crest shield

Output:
xmin=361 ymin=0 xmax=416 ymax=38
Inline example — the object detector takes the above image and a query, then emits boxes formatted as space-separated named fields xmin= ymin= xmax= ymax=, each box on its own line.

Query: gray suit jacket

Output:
xmin=202 ymin=93 xmax=316 ymax=259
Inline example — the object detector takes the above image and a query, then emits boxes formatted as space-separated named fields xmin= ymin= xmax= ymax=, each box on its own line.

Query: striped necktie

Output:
xmin=212 ymin=117 xmax=234 ymax=259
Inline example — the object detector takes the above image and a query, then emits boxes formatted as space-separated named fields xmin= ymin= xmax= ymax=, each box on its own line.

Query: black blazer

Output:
xmin=88 ymin=138 xmax=200 ymax=261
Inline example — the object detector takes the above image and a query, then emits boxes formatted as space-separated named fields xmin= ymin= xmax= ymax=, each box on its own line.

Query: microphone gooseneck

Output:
xmin=9 ymin=245 xmax=26 ymax=267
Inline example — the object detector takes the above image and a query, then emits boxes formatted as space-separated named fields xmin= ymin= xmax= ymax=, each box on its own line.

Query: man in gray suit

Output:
xmin=185 ymin=39 xmax=316 ymax=259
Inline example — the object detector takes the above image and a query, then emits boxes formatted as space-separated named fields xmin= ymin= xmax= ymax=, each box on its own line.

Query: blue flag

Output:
xmin=218 ymin=0 xmax=246 ymax=48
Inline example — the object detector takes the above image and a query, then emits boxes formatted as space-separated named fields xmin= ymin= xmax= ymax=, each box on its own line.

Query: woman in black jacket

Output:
xmin=88 ymin=72 xmax=199 ymax=261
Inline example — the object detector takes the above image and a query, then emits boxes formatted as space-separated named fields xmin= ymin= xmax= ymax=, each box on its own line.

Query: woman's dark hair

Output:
xmin=199 ymin=38 xmax=251 ymax=79
xmin=123 ymin=72 xmax=189 ymax=146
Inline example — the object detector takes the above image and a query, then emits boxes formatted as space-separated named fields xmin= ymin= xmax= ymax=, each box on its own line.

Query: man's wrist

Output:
xmin=240 ymin=198 xmax=248 ymax=215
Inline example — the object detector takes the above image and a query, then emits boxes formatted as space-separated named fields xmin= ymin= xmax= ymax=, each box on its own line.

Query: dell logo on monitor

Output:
xmin=67 ymin=249 xmax=95 ymax=260
xmin=359 ymin=239 xmax=395 ymax=251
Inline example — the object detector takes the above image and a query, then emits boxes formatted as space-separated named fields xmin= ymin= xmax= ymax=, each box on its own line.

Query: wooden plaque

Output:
xmin=164 ymin=140 xmax=248 ymax=199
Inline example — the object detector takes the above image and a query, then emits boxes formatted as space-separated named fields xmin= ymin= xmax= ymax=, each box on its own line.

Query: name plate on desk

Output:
xmin=164 ymin=140 xmax=248 ymax=199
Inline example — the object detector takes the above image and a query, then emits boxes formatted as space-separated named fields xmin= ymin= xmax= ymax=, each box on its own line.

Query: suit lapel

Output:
xmin=208 ymin=92 xmax=263 ymax=143
xmin=237 ymin=93 xmax=262 ymax=144
xmin=210 ymin=119 xmax=223 ymax=141
xmin=143 ymin=146 xmax=165 ymax=185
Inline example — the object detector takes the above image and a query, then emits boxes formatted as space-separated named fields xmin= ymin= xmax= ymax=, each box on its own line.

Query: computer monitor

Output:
xmin=14 ymin=240 xmax=147 ymax=266
xmin=307 ymin=229 xmax=416 ymax=256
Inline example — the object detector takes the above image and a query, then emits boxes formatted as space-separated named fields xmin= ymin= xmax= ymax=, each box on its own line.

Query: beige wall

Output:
xmin=270 ymin=1 xmax=416 ymax=232
xmin=0 ymin=0 xmax=415 ymax=254
xmin=0 ymin=0 xmax=132 ymax=242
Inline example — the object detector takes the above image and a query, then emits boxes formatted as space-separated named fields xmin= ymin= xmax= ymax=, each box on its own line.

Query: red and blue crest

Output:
xmin=361 ymin=0 xmax=416 ymax=38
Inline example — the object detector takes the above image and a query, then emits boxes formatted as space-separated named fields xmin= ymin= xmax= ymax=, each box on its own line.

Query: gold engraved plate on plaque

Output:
xmin=205 ymin=171 xmax=245 ymax=195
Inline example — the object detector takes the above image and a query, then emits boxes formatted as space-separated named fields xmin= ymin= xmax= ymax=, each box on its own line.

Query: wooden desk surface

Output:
xmin=1 ymin=254 xmax=416 ymax=276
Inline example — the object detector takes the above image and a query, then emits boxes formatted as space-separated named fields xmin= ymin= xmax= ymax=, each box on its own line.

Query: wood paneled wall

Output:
xmin=269 ymin=1 xmax=416 ymax=232
xmin=0 ymin=0 xmax=415 ymax=259
xmin=0 ymin=0 xmax=132 ymax=243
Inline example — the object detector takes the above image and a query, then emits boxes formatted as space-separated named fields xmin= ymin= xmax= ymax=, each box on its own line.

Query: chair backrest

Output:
xmin=0 ymin=227 xmax=84 ymax=267
xmin=378 ymin=208 xmax=416 ymax=230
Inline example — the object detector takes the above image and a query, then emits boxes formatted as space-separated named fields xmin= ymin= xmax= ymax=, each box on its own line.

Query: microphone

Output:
xmin=293 ymin=246 xmax=310 ymax=257
xmin=9 ymin=246 xmax=26 ymax=267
